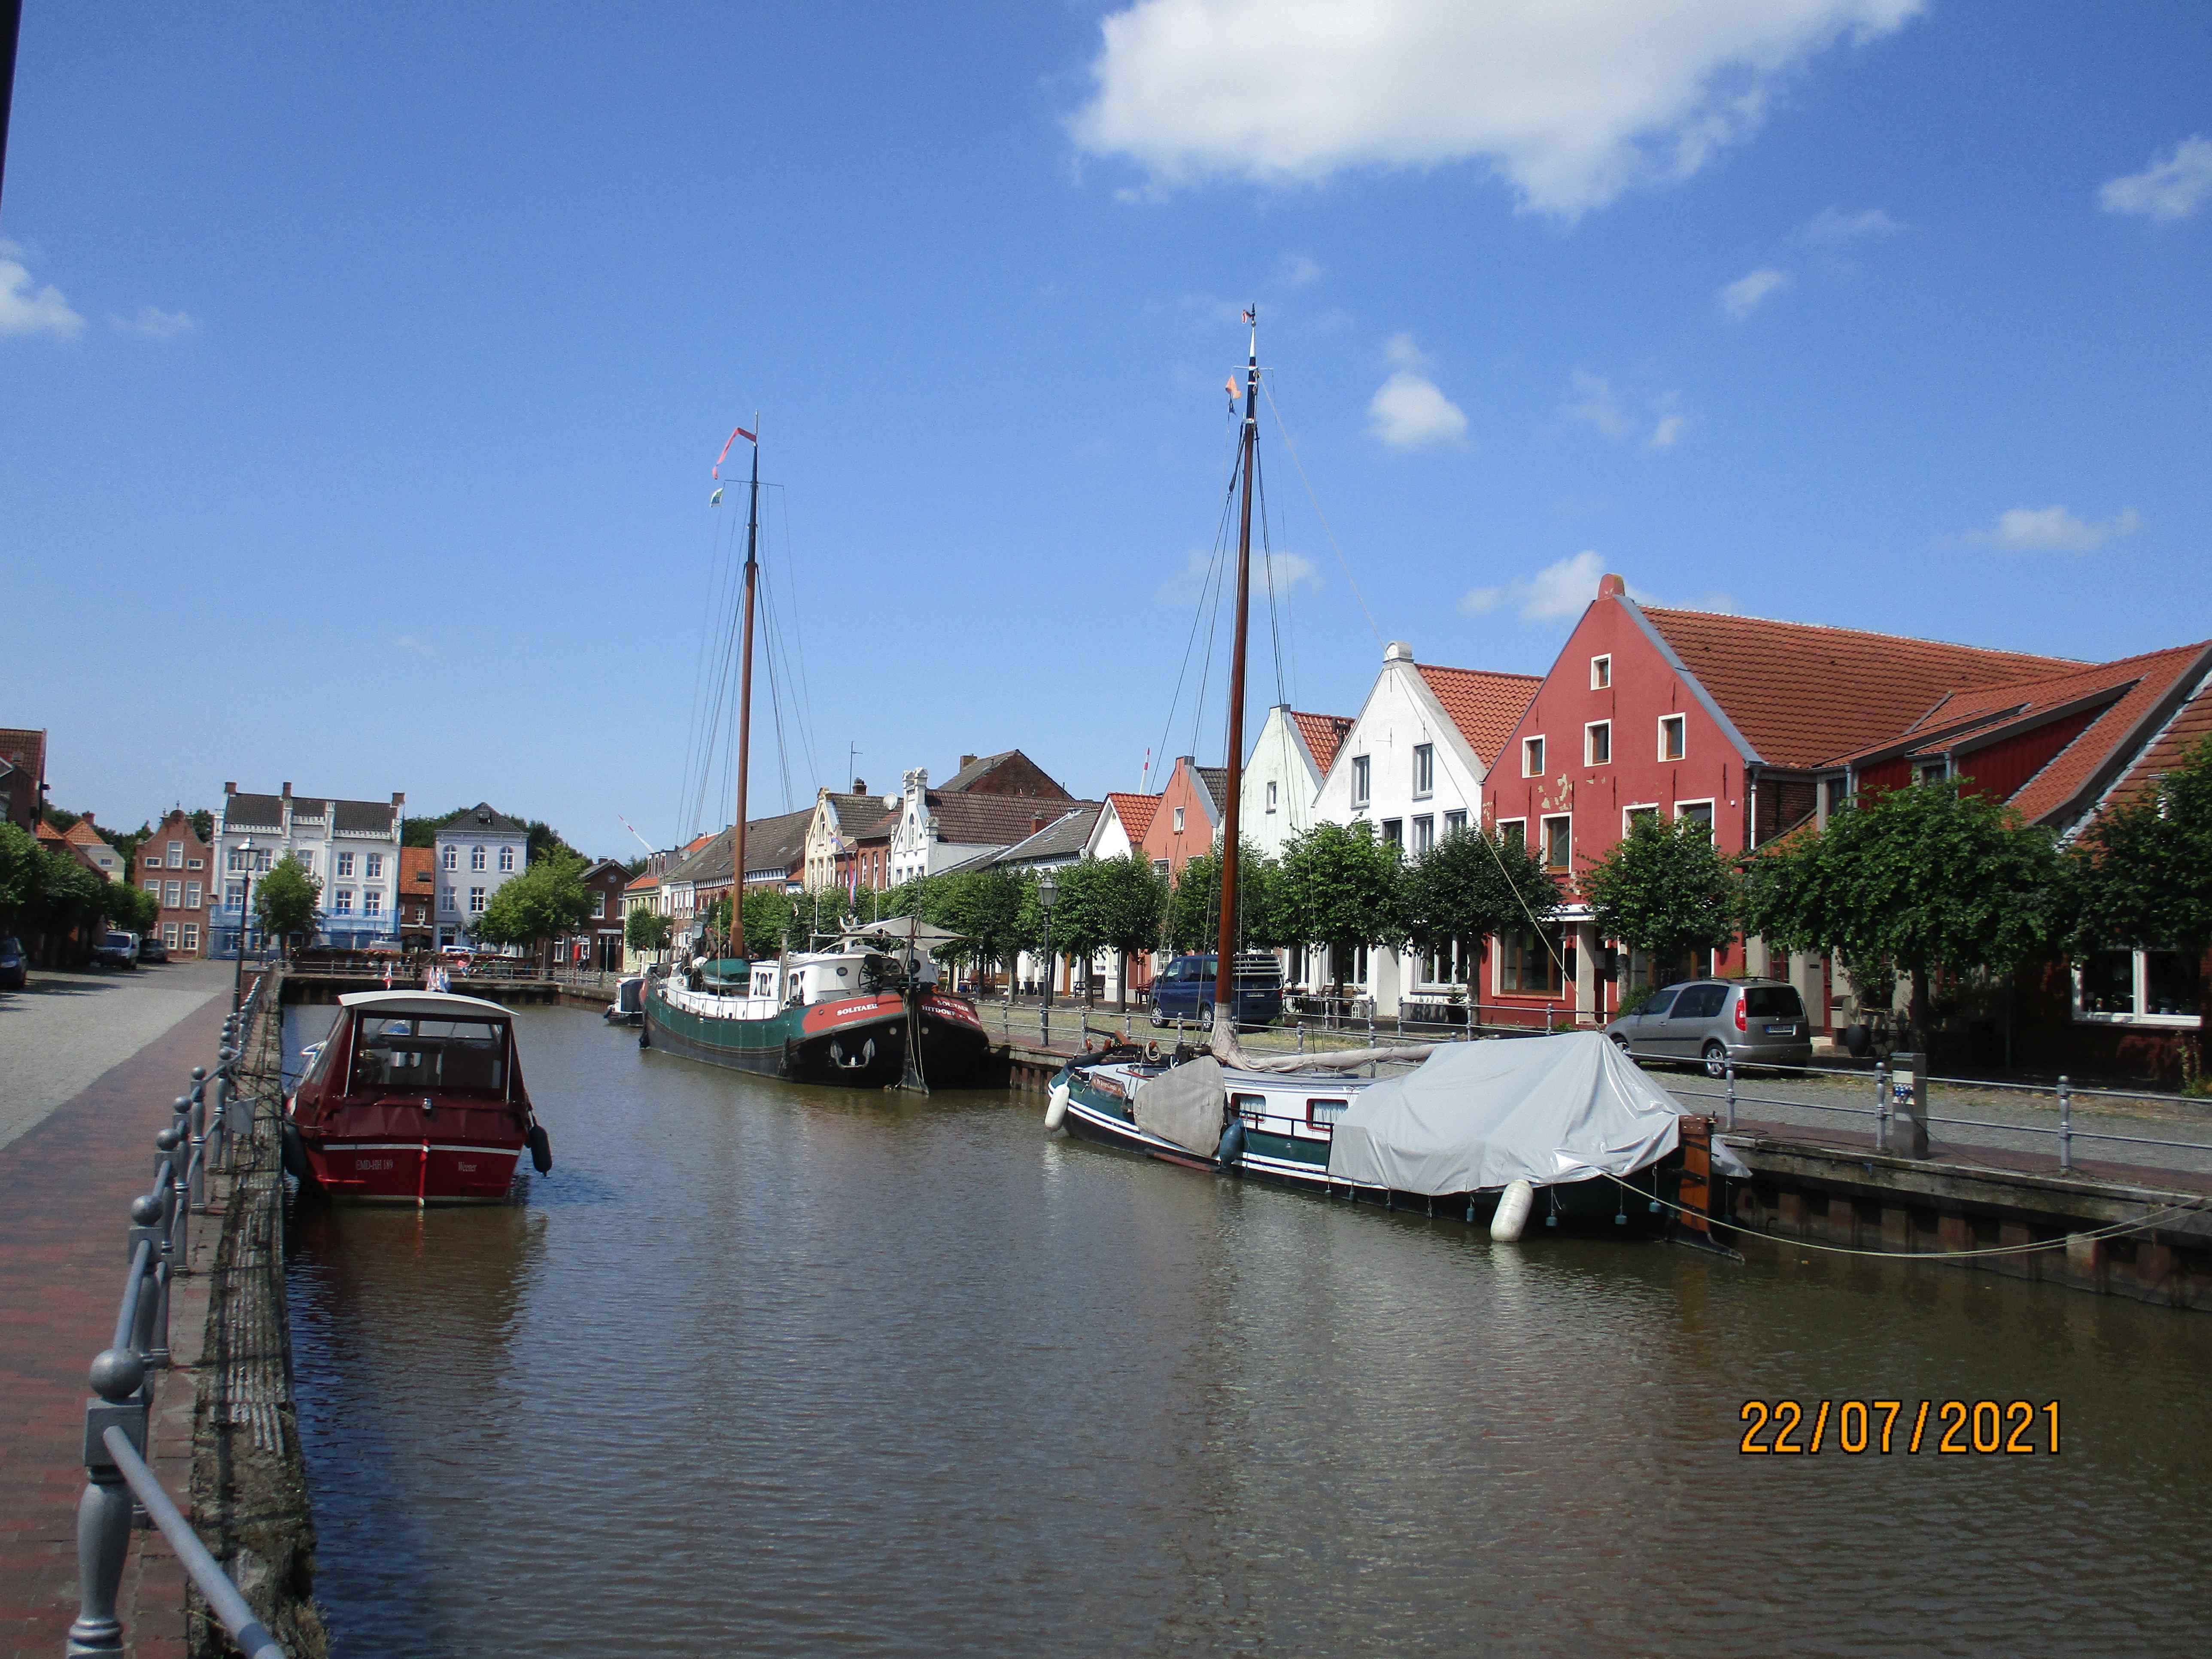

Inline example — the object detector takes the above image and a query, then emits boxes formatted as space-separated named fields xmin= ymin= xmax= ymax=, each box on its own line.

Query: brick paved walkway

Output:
xmin=0 ymin=988 xmax=233 ymax=1659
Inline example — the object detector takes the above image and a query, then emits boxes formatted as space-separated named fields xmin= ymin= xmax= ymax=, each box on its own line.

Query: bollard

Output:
xmin=1875 ymin=1060 xmax=1891 ymax=1154
xmin=1366 ymin=1003 xmax=1375 ymax=1046
xmin=67 ymin=1347 xmax=149 ymax=1657
xmin=1724 ymin=1058 xmax=1737 ymax=1131
xmin=1889 ymin=1051 xmax=1930 ymax=1159
xmin=2057 ymin=1074 xmax=2073 ymax=1173
xmin=1545 ymin=1004 xmax=1553 ymax=1035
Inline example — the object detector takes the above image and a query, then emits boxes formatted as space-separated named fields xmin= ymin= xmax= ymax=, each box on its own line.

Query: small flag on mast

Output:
xmin=1224 ymin=375 xmax=1237 ymax=404
xmin=711 ymin=424 xmax=759 ymax=480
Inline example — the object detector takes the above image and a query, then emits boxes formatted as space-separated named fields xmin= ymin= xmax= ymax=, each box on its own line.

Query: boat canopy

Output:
xmin=1325 ymin=1031 xmax=1686 ymax=1196
xmin=337 ymin=990 xmax=515 ymax=1019
xmin=699 ymin=958 xmax=751 ymax=986
xmin=841 ymin=916 xmax=962 ymax=951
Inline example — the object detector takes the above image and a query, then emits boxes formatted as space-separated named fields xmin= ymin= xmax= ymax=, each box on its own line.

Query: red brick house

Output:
xmin=397 ymin=846 xmax=438 ymax=951
xmin=133 ymin=809 xmax=213 ymax=957
xmin=0 ymin=728 xmax=46 ymax=832
xmin=551 ymin=859 xmax=632 ymax=973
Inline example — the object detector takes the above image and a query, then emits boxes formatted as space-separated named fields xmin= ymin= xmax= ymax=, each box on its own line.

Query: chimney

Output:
xmin=223 ymin=781 xmax=236 ymax=796
xmin=281 ymin=782 xmax=292 ymax=799
xmin=851 ymin=778 xmax=865 ymax=794
xmin=392 ymin=791 xmax=405 ymax=807
xmin=80 ymin=811 xmax=94 ymax=830
xmin=1032 ymin=815 xmax=1046 ymax=834
xmin=960 ymin=754 xmax=977 ymax=769
xmin=1598 ymin=572 xmax=1627 ymax=599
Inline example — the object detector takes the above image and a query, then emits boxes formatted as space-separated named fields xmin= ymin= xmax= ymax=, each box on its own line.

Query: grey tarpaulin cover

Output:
xmin=1134 ymin=1056 xmax=1228 ymax=1157
xmin=1325 ymin=1032 xmax=1686 ymax=1195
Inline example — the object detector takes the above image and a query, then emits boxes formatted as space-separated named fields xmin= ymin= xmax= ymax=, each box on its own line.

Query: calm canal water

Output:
xmin=283 ymin=1003 xmax=2212 ymax=1656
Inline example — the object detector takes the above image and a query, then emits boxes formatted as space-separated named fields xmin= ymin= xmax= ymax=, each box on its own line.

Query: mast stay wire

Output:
xmin=1149 ymin=420 xmax=1245 ymax=802
xmin=1261 ymin=375 xmax=1383 ymax=652
xmin=677 ymin=493 xmax=742 ymax=841
xmin=764 ymin=483 xmax=825 ymax=796
xmin=685 ymin=505 xmax=749 ymax=840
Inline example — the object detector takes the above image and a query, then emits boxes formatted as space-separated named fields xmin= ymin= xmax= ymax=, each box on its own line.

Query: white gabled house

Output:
xmin=1239 ymin=704 xmax=1352 ymax=859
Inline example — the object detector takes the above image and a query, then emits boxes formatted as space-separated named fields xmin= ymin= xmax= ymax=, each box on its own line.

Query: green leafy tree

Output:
xmin=626 ymin=904 xmax=674 ymax=957
xmin=2071 ymin=733 xmax=2212 ymax=960
xmin=476 ymin=852 xmax=595 ymax=956
xmin=1743 ymin=779 xmax=2066 ymax=1048
xmin=525 ymin=819 xmax=581 ymax=866
xmin=188 ymin=808 xmax=214 ymax=842
xmin=252 ymin=854 xmax=323 ymax=951
xmin=0 ymin=821 xmax=39 ymax=917
xmin=102 ymin=879 xmax=160 ymax=934
xmin=1279 ymin=822 xmax=1404 ymax=994
xmin=1163 ymin=842 xmax=1287 ymax=957
xmin=938 ymin=866 xmax=1031 ymax=990
xmin=1084 ymin=853 xmax=1170 ymax=1011
xmin=1580 ymin=814 xmax=1739 ymax=988
xmin=1399 ymin=825 xmax=1560 ymax=987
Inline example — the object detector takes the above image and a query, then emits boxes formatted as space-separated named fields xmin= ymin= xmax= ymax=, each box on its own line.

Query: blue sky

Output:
xmin=3 ymin=2 xmax=2206 ymax=856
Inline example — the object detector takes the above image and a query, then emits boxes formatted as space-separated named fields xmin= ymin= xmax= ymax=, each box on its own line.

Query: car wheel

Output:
xmin=1702 ymin=1040 xmax=1729 ymax=1079
xmin=1149 ymin=1003 xmax=1165 ymax=1028
xmin=1610 ymin=1033 xmax=1631 ymax=1053
xmin=1200 ymin=1003 xmax=1216 ymax=1031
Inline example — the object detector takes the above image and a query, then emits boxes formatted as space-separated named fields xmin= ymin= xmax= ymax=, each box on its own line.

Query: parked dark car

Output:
xmin=1604 ymin=978 xmax=1813 ymax=1076
xmin=1150 ymin=951 xmax=1284 ymax=1030
xmin=138 ymin=936 xmax=170 ymax=964
xmin=91 ymin=930 xmax=139 ymax=970
xmin=0 ymin=936 xmax=26 ymax=991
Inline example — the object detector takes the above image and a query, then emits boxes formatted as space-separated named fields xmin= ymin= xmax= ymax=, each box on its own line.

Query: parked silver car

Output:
xmin=1605 ymin=978 xmax=1813 ymax=1076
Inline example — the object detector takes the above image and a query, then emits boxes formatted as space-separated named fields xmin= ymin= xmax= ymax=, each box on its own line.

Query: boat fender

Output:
xmin=1490 ymin=1178 xmax=1534 ymax=1242
xmin=279 ymin=1118 xmax=310 ymax=1183
xmin=1044 ymin=1081 xmax=1069 ymax=1131
xmin=1215 ymin=1117 xmax=1246 ymax=1167
xmin=527 ymin=1123 xmax=553 ymax=1175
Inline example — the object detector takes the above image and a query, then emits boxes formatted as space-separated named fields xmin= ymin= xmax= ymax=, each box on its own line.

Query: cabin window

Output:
xmin=1233 ymin=1091 xmax=1267 ymax=1128
xmin=1523 ymin=736 xmax=1545 ymax=778
xmin=1412 ymin=743 xmax=1434 ymax=799
xmin=1659 ymin=714 xmax=1686 ymax=762
xmin=1352 ymin=754 xmax=1371 ymax=808
xmin=1306 ymin=1097 xmax=1348 ymax=1129
xmin=351 ymin=1015 xmax=509 ymax=1092
xmin=1590 ymin=655 xmax=1610 ymax=690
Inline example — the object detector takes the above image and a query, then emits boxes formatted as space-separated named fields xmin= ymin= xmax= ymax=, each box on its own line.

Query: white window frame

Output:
xmin=2072 ymin=948 xmax=2203 ymax=1028
xmin=1674 ymin=799 xmax=1716 ymax=832
xmin=163 ymin=922 xmax=179 ymax=948
xmin=332 ymin=888 xmax=354 ymax=915
xmin=166 ymin=842 xmax=183 ymax=867
xmin=469 ymin=886 xmax=487 ymax=914
xmin=184 ymin=882 xmax=201 ymax=909
xmin=186 ymin=857 xmax=203 ymax=870
xmin=1412 ymin=742 xmax=1434 ymax=800
xmin=499 ymin=846 xmax=516 ymax=872
xmin=471 ymin=845 xmax=487 ymax=871
xmin=1585 ymin=720 xmax=1612 ymax=766
xmin=182 ymin=924 xmax=199 ymax=953
xmin=442 ymin=845 xmax=458 ymax=870
xmin=1623 ymin=803 xmax=1661 ymax=836
xmin=1540 ymin=814 xmax=1572 ymax=872
xmin=164 ymin=880 xmax=182 ymax=906
xmin=1172 ymin=806 xmax=1185 ymax=833
xmin=1658 ymin=714 xmax=1687 ymax=762
xmin=1496 ymin=816 xmax=1526 ymax=852
xmin=1351 ymin=754 xmax=1371 ymax=808
xmin=1590 ymin=654 xmax=1610 ymax=690
xmin=363 ymin=889 xmax=383 ymax=917
xmin=1522 ymin=735 xmax=1545 ymax=778
xmin=1265 ymin=780 xmax=1277 ymax=814
xmin=143 ymin=878 xmax=162 ymax=896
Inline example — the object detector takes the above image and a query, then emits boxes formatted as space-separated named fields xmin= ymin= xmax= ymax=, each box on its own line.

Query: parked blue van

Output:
xmin=1149 ymin=952 xmax=1285 ymax=1030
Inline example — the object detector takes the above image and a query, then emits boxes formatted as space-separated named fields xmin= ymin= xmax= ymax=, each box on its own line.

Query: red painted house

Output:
xmin=1141 ymin=757 xmax=1231 ymax=878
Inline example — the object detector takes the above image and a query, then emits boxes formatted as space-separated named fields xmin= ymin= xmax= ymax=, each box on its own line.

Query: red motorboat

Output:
xmin=284 ymin=990 xmax=551 ymax=1204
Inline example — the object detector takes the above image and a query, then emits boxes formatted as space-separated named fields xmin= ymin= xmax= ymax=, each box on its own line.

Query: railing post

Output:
xmin=1545 ymin=1004 xmax=1553 ymax=1035
xmin=2057 ymin=1074 xmax=2073 ymax=1173
xmin=167 ymin=1100 xmax=192 ymax=1258
xmin=1875 ymin=1061 xmax=1890 ymax=1154
xmin=67 ymin=1348 xmax=148 ymax=1657
xmin=1724 ymin=1057 xmax=1737 ymax=1131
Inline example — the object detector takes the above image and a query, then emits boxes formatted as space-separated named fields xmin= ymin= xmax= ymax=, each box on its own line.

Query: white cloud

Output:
xmin=1564 ymin=371 xmax=1685 ymax=450
xmin=1564 ymin=369 xmax=1632 ymax=439
xmin=1803 ymin=205 xmax=1904 ymax=241
xmin=1966 ymin=505 xmax=2143 ymax=553
xmin=1717 ymin=265 xmax=1792 ymax=320
xmin=1071 ymin=0 xmax=1922 ymax=219
xmin=1276 ymin=251 xmax=1323 ymax=288
xmin=109 ymin=305 xmax=201 ymax=342
xmin=1463 ymin=551 xmax=1622 ymax=620
xmin=1368 ymin=334 xmax=1467 ymax=448
xmin=1648 ymin=413 xmax=1686 ymax=450
xmin=0 ymin=253 xmax=86 ymax=341
xmin=1262 ymin=551 xmax=1316 ymax=588
xmin=2099 ymin=135 xmax=2212 ymax=223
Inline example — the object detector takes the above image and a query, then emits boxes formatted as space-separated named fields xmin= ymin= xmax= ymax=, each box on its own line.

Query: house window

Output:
xmin=337 ymin=851 xmax=354 ymax=876
xmin=1352 ymin=754 xmax=1371 ymax=808
xmin=1265 ymin=780 xmax=1277 ymax=814
xmin=187 ymin=857 xmax=203 ymax=870
xmin=1381 ymin=819 xmax=1402 ymax=848
xmin=1541 ymin=815 xmax=1571 ymax=871
xmin=593 ymin=894 xmax=606 ymax=918
xmin=162 ymin=923 xmax=179 ymax=948
xmin=1173 ymin=806 xmax=1185 ymax=834
xmin=1412 ymin=743 xmax=1434 ymax=799
xmin=1586 ymin=721 xmax=1611 ymax=766
xmin=1498 ymin=818 xmax=1526 ymax=851
xmin=1591 ymin=655 xmax=1611 ymax=690
xmin=471 ymin=846 xmax=487 ymax=871
xmin=1523 ymin=736 xmax=1545 ymax=778
xmin=296 ymin=850 xmax=313 ymax=872
xmin=1498 ymin=925 xmax=1572 ymax=996
xmin=182 ymin=924 xmax=199 ymax=953
xmin=499 ymin=846 xmax=515 ymax=872
xmin=1676 ymin=800 xmax=1714 ymax=833
xmin=144 ymin=878 xmax=163 ymax=896
xmin=442 ymin=846 xmax=458 ymax=870
xmin=184 ymin=883 xmax=201 ymax=909
xmin=365 ymin=853 xmax=383 ymax=879
xmin=1444 ymin=809 xmax=1467 ymax=836
xmin=332 ymin=888 xmax=354 ymax=915
xmin=164 ymin=880 xmax=182 ymax=906
xmin=1626 ymin=805 xmax=1660 ymax=832
xmin=1412 ymin=815 xmax=1434 ymax=855
xmin=469 ymin=887 xmax=487 ymax=914
xmin=441 ymin=886 xmax=456 ymax=913
xmin=225 ymin=881 xmax=246 ymax=910
xmin=1918 ymin=760 xmax=1948 ymax=785
xmin=166 ymin=842 xmax=183 ymax=867
xmin=2076 ymin=948 xmax=2202 ymax=1026
xmin=363 ymin=890 xmax=383 ymax=916
xmin=254 ymin=848 xmax=271 ymax=871
xmin=1659 ymin=715 xmax=1686 ymax=762
xmin=228 ymin=848 xmax=246 ymax=871
xmin=1822 ymin=776 xmax=1847 ymax=817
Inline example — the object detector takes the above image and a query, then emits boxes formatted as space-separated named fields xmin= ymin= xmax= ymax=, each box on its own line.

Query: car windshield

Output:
xmin=1742 ymin=986 xmax=1805 ymax=1019
xmin=349 ymin=1014 xmax=510 ymax=1092
xmin=103 ymin=933 xmax=131 ymax=949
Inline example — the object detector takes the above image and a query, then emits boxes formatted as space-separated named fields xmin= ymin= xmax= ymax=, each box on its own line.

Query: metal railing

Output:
xmin=67 ymin=976 xmax=284 ymax=1659
xmin=1614 ymin=1044 xmax=2212 ymax=1176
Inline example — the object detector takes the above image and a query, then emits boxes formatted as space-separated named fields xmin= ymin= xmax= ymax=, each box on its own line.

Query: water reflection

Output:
xmin=288 ymin=1004 xmax=2212 ymax=1657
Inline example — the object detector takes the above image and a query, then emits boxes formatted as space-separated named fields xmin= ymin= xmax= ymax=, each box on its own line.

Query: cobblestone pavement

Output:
xmin=0 ymin=960 xmax=233 ymax=1155
xmin=977 ymin=1000 xmax=2212 ymax=1182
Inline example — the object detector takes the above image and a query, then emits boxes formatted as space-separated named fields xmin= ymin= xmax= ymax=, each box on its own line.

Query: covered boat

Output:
xmin=285 ymin=990 xmax=551 ymax=1204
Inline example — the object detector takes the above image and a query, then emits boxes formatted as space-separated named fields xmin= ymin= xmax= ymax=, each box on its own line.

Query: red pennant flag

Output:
xmin=711 ymin=424 xmax=759 ymax=479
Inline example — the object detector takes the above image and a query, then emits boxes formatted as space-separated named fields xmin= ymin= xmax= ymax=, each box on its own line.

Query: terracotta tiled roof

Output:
xmin=400 ymin=846 xmax=437 ymax=887
xmin=1105 ymin=792 xmax=1160 ymax=842
xmin=33 ymin=818 xmax=66 ymax=845
xmin=1290 ymin=711 xmax=1355 ymax=775
xmin=1638 ymin=605 xmax=2079 ymax=769
xmin=2006 ymin=644 xmax=2212 ymax=827
xmin=63 ymin=818 xmax=112 ymax=851
xmin=1415 ymin=665 xmax=1544 ymax=769
xmin=0 ymin=728 xmax=46 ymax=784
xmin=626 ymin=870 xmax=661 ymax=892
xmin=2084 ymin=672 xmax=2212 ymax=826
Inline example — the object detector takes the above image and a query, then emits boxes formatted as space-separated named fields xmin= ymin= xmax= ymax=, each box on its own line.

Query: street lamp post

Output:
xmin=231 ymin=836 xmax=256 ymax=1012
xmin=1038 ymin=870 xmax=1057 ymax=1051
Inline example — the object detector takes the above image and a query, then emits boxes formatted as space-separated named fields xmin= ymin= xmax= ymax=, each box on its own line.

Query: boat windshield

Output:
xmin=350 ymin=1015 xmax=510 ymax=1092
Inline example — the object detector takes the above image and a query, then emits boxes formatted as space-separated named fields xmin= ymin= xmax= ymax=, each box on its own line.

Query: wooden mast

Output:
xmin=730 ymin=422 xmax=760 ymax=960
xmin=1213 ymin=313 xmax=1258 ymax=1024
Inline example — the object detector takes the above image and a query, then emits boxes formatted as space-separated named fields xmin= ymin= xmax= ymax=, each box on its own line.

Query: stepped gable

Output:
xmin=939 ymin=750 xmax=1072 ymax=799
xmin=1105 ymin=791 xmax=1161 ymax=842
xmin=1415 ymin=665 xmax=1543 ymax=770
xmin=1290 ymin=711 xmax=1355 ymax=774
xmin=1638 ymin=605 xmax=2080 ymax=769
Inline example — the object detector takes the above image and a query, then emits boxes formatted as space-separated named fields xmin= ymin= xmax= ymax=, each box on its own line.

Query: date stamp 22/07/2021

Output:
xmin=1739 ymin=1400 xmax=2060 ymax=1455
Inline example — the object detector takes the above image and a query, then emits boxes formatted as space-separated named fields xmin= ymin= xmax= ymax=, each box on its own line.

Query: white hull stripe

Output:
xmin=1064 ymin=1095 xmax=1373 ymax=1194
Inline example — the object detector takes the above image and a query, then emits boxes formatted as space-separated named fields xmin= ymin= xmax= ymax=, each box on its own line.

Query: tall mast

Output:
xmin=731 ymin=421 xmax=760 ymax=958
xmin=1214 ymin=312 xmax=1258 ymax=1023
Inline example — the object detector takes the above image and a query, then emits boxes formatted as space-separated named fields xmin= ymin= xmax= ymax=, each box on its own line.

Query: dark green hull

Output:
xmin=644 ymin=984 xmax=995 ymax=1088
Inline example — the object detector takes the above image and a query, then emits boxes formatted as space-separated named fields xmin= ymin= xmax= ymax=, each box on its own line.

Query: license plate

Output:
xmin=1765 ymin=1023 xmax=1797 ymax=1035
